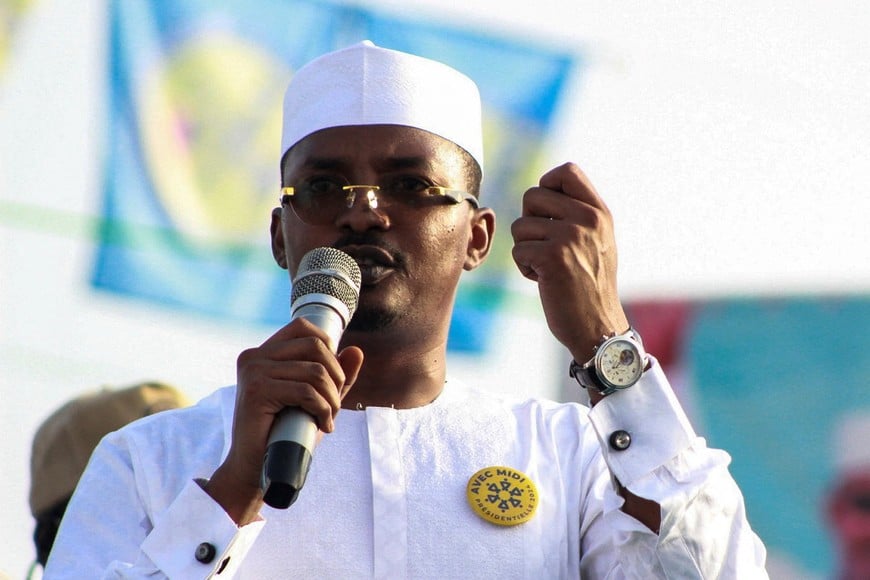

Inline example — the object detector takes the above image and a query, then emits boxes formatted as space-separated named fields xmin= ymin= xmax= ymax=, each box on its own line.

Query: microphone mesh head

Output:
xmin=291 ymin=247 xmax=361 ymax=315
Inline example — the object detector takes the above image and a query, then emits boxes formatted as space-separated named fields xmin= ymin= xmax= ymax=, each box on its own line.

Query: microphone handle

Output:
xmin=261 ymin=301 xmax=344 ymax=509
xmin=262 ymin=408 xmax=317 ymax=508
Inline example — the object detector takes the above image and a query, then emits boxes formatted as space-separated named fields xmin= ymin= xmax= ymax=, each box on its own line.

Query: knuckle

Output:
xmin=297 ymin=383 xmax=319 ymax=405
xmin=586 ymin=208 xmax=603 ymax=229
xmin=240 ymin=369 xmax=268 ymax=395
xmin=236 ymin=347 xmax=257 ymax=367
xmin=566 ymin=222 xmax=586 ymax=242
xmin=299 ymin=384 xmax=331 ymax=414
xmin=304 ymin=335 xmax=326 ymax=351
xmin=311 ymin=363 xmax=333 ymax=387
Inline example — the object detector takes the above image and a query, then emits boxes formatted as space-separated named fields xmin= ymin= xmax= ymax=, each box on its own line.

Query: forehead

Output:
xmin=281 ymin=124 xmax=467 ymax=180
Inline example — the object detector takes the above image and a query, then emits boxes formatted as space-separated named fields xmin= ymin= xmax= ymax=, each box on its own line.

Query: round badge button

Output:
xmin=466 ymin=466 xmax=539 ymax=526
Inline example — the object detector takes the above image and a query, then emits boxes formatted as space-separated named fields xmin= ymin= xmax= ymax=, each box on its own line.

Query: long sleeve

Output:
xmin=44 ymin=390 xmax=264 ymax=579
xmin=579 ymin=359 xmax=769 ymax=578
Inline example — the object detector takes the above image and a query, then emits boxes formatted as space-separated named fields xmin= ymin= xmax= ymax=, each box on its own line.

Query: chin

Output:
xmin=347 ymin=306 xmax=397 ymax=333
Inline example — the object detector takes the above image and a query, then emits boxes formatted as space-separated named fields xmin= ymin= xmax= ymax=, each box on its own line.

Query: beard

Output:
xmin=347 ymin=303 xmax=398 ymax=332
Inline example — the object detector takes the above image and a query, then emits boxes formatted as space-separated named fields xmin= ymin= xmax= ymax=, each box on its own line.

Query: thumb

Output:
xmin=336 ymin=346 xmax=364 ymax=399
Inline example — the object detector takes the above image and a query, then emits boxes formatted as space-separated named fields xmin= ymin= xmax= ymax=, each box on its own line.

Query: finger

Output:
xmin=248 ymin=376 xmax=337 ymax=433
xmin=336 ymin=346 xmax=365 ymax=399
xmin=257 ymin=333 xmax=345 ymax=380
xmin=237 ymin=355 xmax=344 ymax=430
xmin=520 ymin=187 xmax=574 ymax=220
xmin=538 ymin=162 xmax=608 ymax=211
xmin=257 ymin=319 xmax=349 ymax=389
xmin=510 ymin=212 xmax=565 ymax=281
xmin=511 ymin=241 xmax=541 ymax=282
xmin=258 ymin=358 xmax=345 ymax=410
xmin=252 ymin=355 xmax=347 ymax=427
xmin=261 ymin=317 xmax=334 ymax=351
xmin=279 ymin=378 xmax=340 ymax=432
xmin=520 ymin=185 xmax=604 ymax=226
xmin=512 ymin=238 xmax=570 ymax=283
xmin=510 ymin=213 xmax=553 ymax=243
xmin=237 ymin=337 xmax=349 ymax=432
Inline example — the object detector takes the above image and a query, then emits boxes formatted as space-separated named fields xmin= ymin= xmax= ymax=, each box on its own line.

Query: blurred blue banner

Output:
xmin=91 ymin=0 xmax=578 ymax=351
xmin=628 ymin=295 xmax=870 ymax=578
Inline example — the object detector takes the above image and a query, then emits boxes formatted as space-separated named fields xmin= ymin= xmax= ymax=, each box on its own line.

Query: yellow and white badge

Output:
xmin=466 ymin=466 xmax=538 ymax=526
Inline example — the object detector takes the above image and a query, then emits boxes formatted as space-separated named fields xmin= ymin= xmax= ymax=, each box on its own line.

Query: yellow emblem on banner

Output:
xmin=466 ymin=466 xmax=538 ymax=526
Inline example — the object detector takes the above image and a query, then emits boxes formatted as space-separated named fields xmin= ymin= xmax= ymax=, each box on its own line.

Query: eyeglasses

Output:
xmin=280 ymin=176 xmax=479 ymax=225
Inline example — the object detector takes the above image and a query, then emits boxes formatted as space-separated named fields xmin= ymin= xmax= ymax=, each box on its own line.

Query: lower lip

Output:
xmin=359 ymin=264 xmax=394 ymax=285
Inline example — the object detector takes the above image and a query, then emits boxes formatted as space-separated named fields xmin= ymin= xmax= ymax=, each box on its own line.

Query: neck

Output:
xmin=339 ymin=331 xmax=448 ymax=410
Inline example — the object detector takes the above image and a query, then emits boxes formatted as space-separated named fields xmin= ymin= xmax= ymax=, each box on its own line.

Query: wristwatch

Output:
xmin=569 ymin=328 xmax=648 ymax=396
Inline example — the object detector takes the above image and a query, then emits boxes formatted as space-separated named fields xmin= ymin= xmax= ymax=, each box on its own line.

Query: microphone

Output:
xmin=261 ymin=247 xmax=361 ymax=509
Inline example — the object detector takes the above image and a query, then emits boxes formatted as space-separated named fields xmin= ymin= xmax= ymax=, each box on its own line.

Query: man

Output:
xmin=46 ymin=41 xmax=767 ymax=578
xmin=825 ymin=411 xmax=870 ymax=580
xmin=28 ymin=382 xmax=189 ymax=576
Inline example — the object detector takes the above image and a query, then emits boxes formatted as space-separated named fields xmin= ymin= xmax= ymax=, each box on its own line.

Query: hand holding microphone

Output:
xmin=261 ymin=247 xmax=361 ymax=509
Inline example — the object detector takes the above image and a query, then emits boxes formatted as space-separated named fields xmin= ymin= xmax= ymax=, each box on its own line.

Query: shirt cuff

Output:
xmin=141 ymin=479 xmax=265 ymax=578
xmin=587 ymin=357 xmax=697 ymax=488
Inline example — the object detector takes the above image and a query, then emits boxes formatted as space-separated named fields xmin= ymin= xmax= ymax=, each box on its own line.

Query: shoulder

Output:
xmin=101 ymin=385 xmax=236 ymax=464
xmin=77 ymin=386 xmax=238 ymax=514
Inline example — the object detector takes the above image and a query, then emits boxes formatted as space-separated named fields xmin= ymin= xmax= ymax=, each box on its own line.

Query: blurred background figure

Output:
xmin=27 ymin=381 xmax=190 ymax=578
xmin=825 ymin=410 xmax=870 ymax=580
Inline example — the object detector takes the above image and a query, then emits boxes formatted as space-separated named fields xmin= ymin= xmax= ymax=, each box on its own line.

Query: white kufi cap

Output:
xmin=281 ymin=41 xmax=484 ymax=172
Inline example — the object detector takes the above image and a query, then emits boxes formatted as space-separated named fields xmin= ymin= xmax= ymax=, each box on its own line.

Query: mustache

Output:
xmin=333 ymin=232 xmax=407 ymax=270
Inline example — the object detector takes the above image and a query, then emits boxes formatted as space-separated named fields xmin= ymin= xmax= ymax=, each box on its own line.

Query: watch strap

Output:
xmin=569 ymin=358 xmax=618 ymax=396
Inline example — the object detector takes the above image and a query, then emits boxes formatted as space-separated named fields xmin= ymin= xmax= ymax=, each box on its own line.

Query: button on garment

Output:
xmin=194 ymin=542 xmax=216 ymax=563
xmin=609 ymin=430 xmax=632 ymax=451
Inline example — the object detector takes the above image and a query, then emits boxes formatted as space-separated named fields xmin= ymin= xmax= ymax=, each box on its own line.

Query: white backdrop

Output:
xmin=2 ymin=0 xmax=868 ymax=576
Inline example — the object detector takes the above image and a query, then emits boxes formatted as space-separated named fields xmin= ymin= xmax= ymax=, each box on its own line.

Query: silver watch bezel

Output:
xmin=569 ymin=328 xmax=648 ymax=396
xmin=592 ymin=334 xmax=646 ymax=391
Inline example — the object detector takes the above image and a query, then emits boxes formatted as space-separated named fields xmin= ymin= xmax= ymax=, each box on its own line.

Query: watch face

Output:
xmin=597 ymin=338 xmax=644 ymax=388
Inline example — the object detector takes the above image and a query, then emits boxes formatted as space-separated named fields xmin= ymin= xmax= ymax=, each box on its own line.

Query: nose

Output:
xmin=336 ymin=187 xmax=390 ymax=230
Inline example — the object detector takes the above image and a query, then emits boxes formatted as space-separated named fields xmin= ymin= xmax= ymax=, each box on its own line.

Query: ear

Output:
xmin=464 ymin=207 xmax=496 ymax=271
xmin=270 ymin=207 xmax=289 ymax=270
